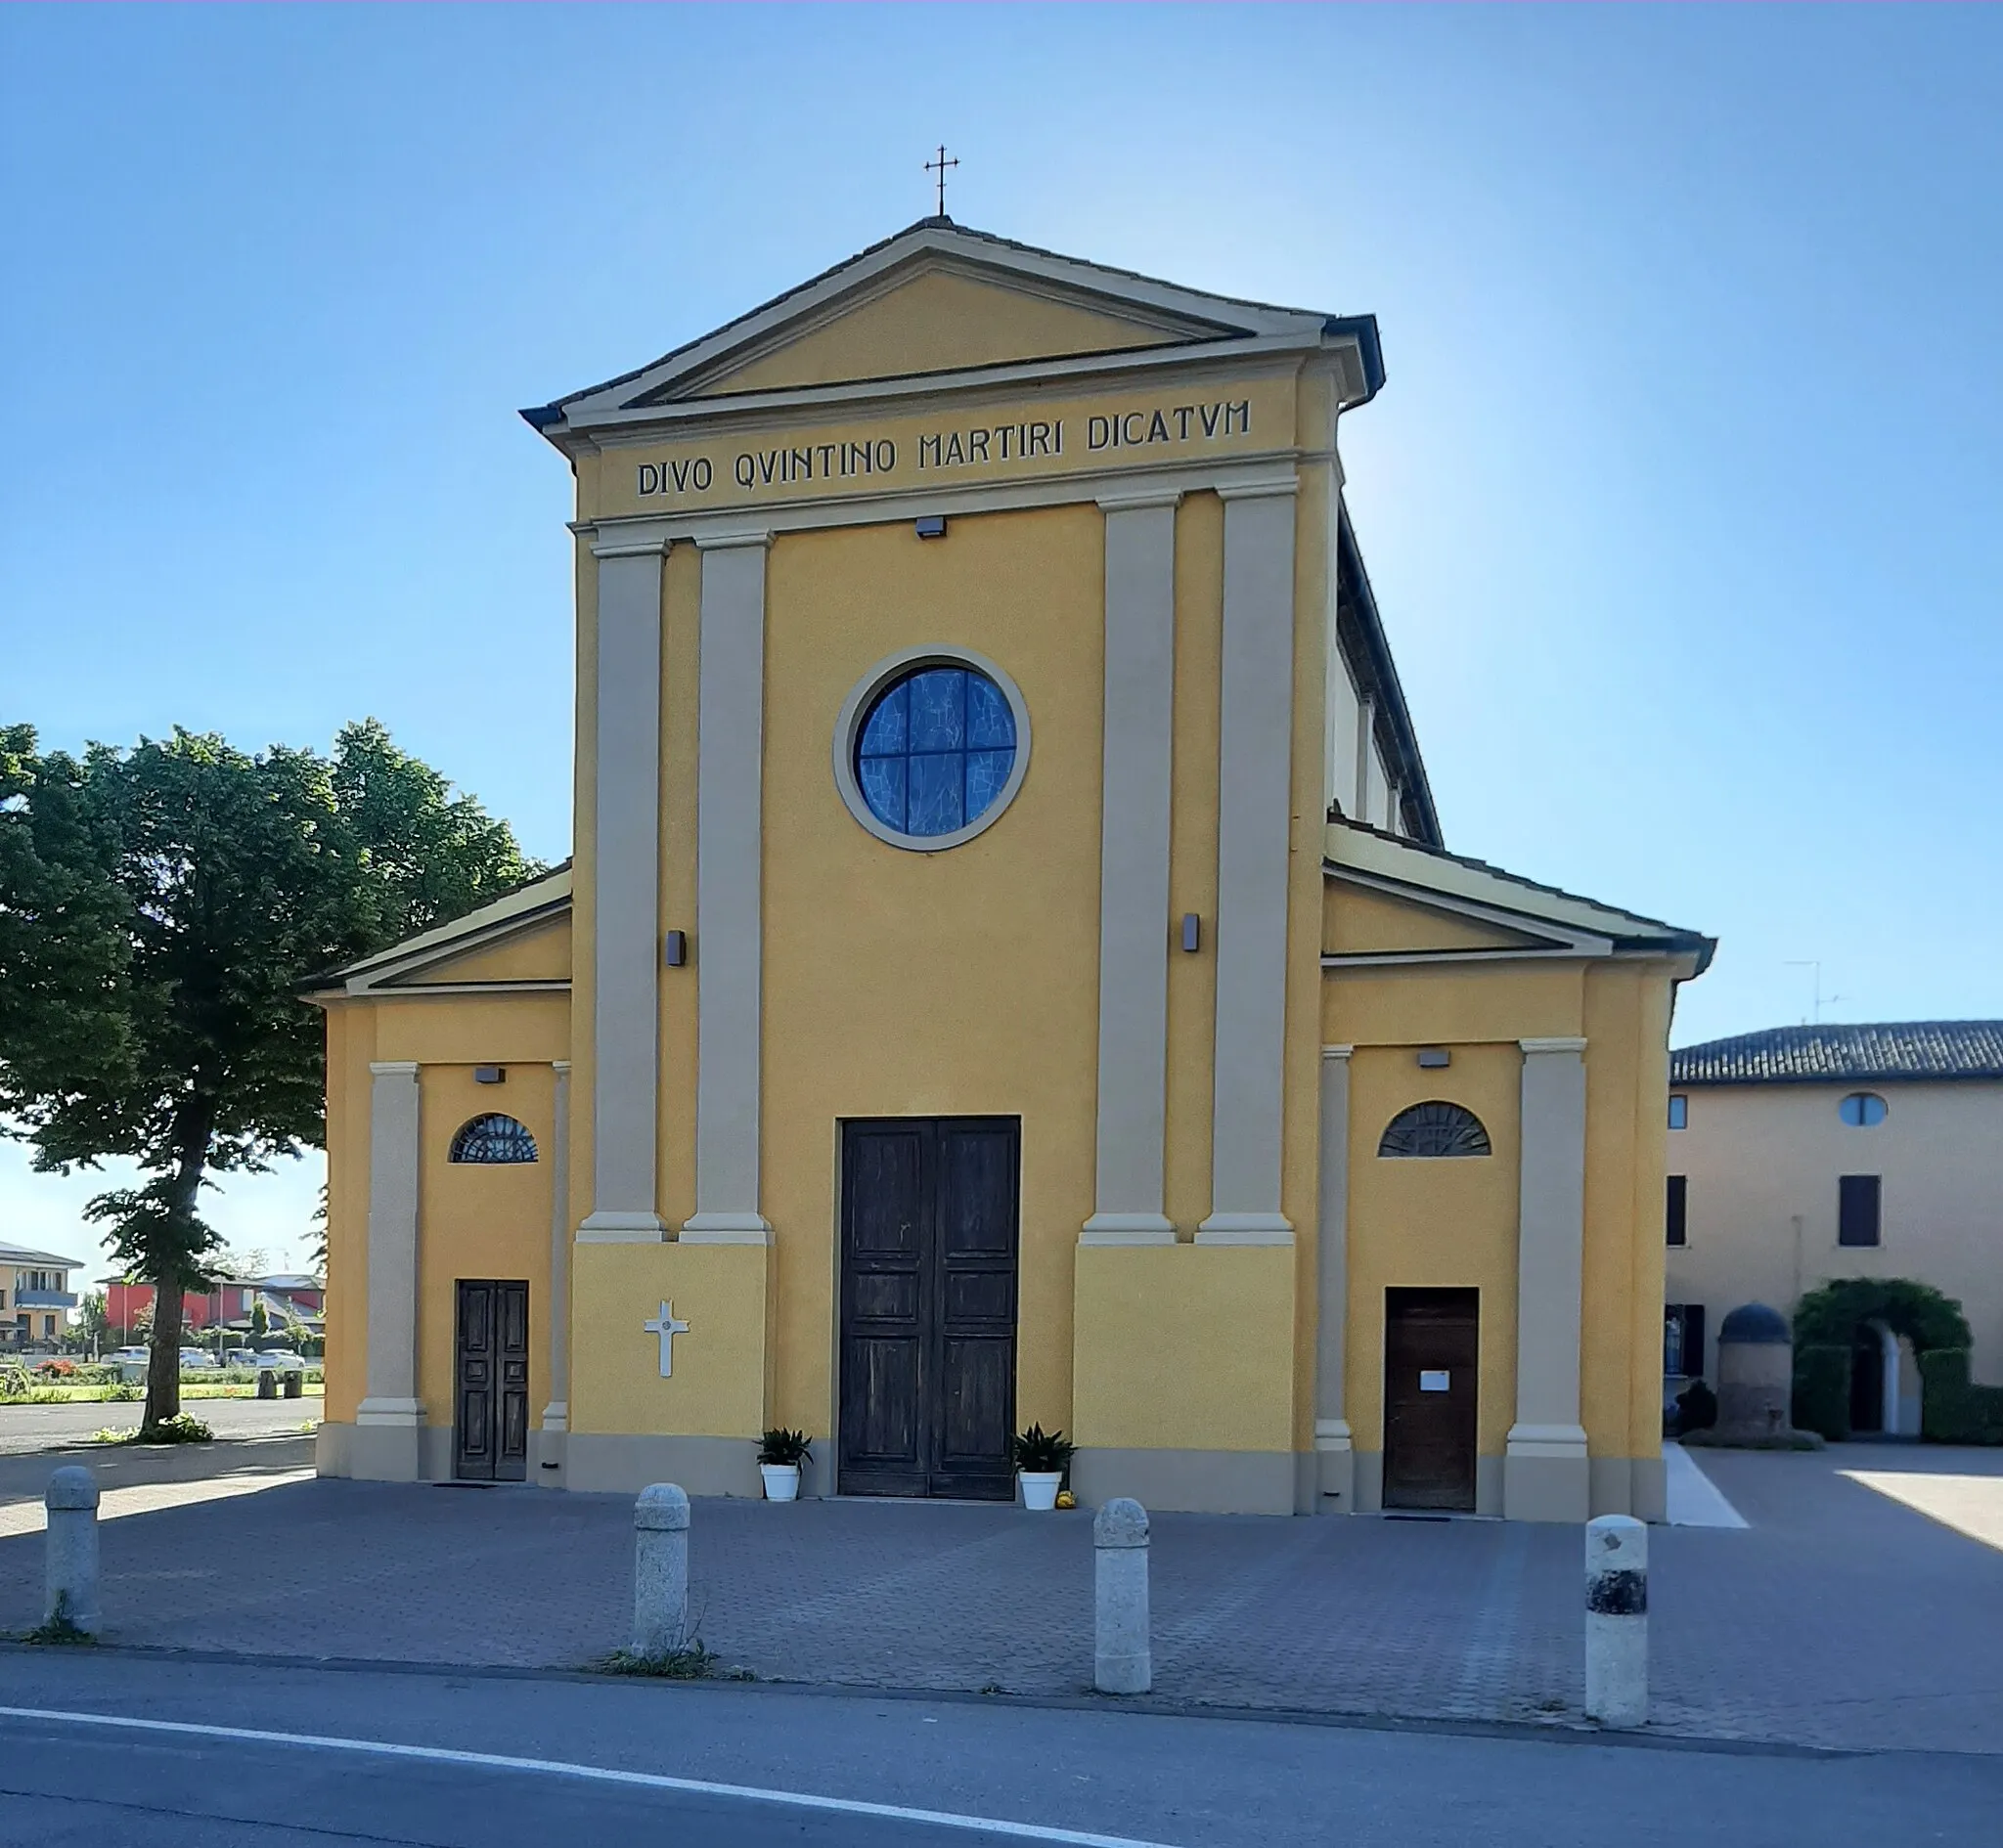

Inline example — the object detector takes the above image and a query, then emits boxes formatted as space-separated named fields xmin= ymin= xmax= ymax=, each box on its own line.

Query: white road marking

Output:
xmin=0 ymin=1471 xmax=314 ymax=1539
xmin=0 ymin=1705 xmax=1180 ymax=1847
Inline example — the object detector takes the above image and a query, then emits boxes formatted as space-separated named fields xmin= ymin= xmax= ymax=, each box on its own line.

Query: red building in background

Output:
xmin=103 ymin=1274 xmax=323 ymax=1337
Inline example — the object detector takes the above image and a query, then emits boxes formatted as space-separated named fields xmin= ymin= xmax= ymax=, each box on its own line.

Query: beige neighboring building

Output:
xmin=1664 ymin=1022 xmax=2003 ymax=1433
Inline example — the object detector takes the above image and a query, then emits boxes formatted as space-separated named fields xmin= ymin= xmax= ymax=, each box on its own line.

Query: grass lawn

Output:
xmin=1 ymin=1382 xmax=326 ymax=1405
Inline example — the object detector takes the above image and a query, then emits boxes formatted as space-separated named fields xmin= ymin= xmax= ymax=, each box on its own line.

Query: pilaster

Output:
xmin=1082 ymin=492 xmax=1180 ymax=1248
xmin=684 ymin=532 xmax=774 ymax=1245
xmin=1505 ymin=1035 xmax=1591 ymax=1521
xmin=580 ymin=537 xmax=667 ymax=1242
xmin=355 ymin=1060 xmax=423 ymax=1481
xmin=1198 ymin=479 xmax=1297 ymax=1247
xmin=533 ymin=1061 xmax=571 ymax=1485
xmin=1313 ymin=1045 xmax=1354 ymax=1512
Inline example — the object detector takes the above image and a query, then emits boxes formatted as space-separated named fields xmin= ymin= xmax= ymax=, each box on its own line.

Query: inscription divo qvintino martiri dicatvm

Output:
xmin=632 ymin=396 xmax=1255 ymax=502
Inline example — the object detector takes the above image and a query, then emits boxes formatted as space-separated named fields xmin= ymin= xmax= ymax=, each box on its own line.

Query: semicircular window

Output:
xmin=449 ymin=1114 xmax=538 ymax=1165
xmin=856 ymin=662 xmax=1017 ymax=839
xmin=1838 ymin=1091 xmax=1888 ymax=1127
xmin=1378 ymin=1101 xmax=1491 ymax=1159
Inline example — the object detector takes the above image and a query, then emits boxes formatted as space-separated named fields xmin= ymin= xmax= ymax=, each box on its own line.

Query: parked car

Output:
xmin=222 ymin=1347 xmax=257 ymax=1369
xmin=252 ymin=1350 xmax=305 ymax=1373
xmin=179 ymin=1348 xmax=219 ymax=1370
xmin=107 ymin=1345 xmax=151 ymax=1383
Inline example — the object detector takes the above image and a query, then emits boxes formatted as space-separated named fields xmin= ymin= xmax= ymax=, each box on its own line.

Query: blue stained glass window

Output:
xmin=855 ymin=664 xmax=1017 ymax=838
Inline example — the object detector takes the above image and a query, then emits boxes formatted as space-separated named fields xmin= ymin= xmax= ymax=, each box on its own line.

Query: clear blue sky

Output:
xmin=4 ymin=5 xmax=2000 ymax=1275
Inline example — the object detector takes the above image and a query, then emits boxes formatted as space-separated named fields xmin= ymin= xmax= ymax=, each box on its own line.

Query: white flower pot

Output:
xmin=760 ymin=1463 xmax=802 ymax=1502
xmin=1020 ymin=1471 xmax=1062 ymax=1511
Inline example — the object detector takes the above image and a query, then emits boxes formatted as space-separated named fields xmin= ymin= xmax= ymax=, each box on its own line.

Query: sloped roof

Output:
xmin=1325 ymin=816 xmax=1715 ymax=968
xmin=0 ymin=1242 xmax=85 ymax=1271
xmin=304 ymin=862 xmax=572 ymax=998
xmin=524 ymin=216 xmax=1383 ymax=431
xmin=1670 ymin=1022 xmax=2003 ymax=1086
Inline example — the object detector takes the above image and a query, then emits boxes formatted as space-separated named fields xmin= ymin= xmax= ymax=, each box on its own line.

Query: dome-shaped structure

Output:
xmin=1718 ymin=1301 xmax=1791 ymax=1345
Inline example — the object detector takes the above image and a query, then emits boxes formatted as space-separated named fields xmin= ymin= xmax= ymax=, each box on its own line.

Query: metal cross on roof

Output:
xmin=924 ymin=144 xmax=958 ymax=217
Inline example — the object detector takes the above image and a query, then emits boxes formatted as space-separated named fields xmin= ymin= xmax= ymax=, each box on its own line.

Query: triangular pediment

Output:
xmin=386 ymin=915 xmax=571 ymax=989
xmin=529 ymin=220 xmax=1359 ymax=433
xmin=682 ymin=262 xmax=1196 ymax=398
xmin=1325 ymin=883 xmax=1554 ymax=959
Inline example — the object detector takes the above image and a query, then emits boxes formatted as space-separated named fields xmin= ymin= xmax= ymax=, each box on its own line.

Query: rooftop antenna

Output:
xmin=1784 ymin=960 xmax=1846 ymax=1025
xmin=924 ymin=144 xmax=958 ymax=219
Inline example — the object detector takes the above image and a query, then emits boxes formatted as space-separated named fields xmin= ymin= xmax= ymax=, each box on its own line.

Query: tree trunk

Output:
xmin=141 ymin=1104 xmax=215 ymax=1435
xmin=144 ymin=1276 xmax=185 ymax=1430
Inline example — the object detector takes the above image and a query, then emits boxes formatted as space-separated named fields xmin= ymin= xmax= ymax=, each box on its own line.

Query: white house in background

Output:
xmin=0 ymin=1242 xmax=84 ymax=1347
xmin=1663 ymin=1021 xmax=2003 ymax=1434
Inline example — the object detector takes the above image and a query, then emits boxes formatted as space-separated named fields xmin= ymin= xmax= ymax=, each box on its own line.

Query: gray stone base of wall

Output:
xmin=1503 ymin=1450 xmax=1590 ymax=1523
xmin=1313 ymin=1442 xmax=1356 ymax=1516
xmin=564 ymin=1432 xmax=762 ymax=1499
xmin=1069 ymin=1447 xmax=1297 ymax=1516
xmin=1590 ymin=1455 xmax=1667 ymax=1521
xmin=528 ymin=1427 xmax=567 ymax=1489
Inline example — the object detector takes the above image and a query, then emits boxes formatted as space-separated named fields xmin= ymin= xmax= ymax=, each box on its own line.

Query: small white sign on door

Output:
xmin=1419 ymin=1370 xmax=1450 ymax=1393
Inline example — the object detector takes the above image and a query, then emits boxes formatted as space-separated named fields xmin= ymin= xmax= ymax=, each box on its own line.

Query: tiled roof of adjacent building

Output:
xmin=1669 ymin=1022 xmax=2003 ymax=1086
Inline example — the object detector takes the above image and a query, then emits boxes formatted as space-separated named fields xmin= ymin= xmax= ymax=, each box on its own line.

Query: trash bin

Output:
xmin=282 ymin=1371 xmax=302 ymax=1400
xmin=256 ymin=1370 xmax=277 ymax=1400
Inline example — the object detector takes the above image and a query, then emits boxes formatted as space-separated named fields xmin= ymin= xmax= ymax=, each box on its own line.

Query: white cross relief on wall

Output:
xmin=644 ymin=1300 xmax=690 ymax=1378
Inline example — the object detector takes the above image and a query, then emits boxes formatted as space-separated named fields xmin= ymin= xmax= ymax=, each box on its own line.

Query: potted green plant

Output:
xmin=757 ymin=1428 xmax=812 ymax=1502
xmin=1010 ymin=1424 xmax=1076 ymax=1511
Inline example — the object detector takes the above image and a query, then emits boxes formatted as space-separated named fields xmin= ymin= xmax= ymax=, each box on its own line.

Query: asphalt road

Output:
xmin=0 ymin=1650 xmax=1996 ymax=1848
xmin=0 ymin=1396 xmax=318 ymax=1456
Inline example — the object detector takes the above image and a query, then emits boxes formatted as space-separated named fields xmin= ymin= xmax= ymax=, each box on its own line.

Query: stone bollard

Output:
xmin=44 ymin=1466 xmax=102 ymax=1636
xmin=283 ymin=1370 xmax=303 ymax=1400
xmin=1584 ymin=1514 xmax=1647 ymax=1728
xmin=632 ymin=1482 xmax=690 ymax=1658
xmin=256 ymin=1369 xmax=277 ymax=1400
xmin=1093 ymin=1497 xmax=1150 ymax=1694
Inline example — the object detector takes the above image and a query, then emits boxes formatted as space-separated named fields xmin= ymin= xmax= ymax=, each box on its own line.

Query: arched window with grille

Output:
xmin=1378 ymin=1101 xmax=1491 ymax=1159
xmin=448 ymin=1114 xmax=539 ymax=1165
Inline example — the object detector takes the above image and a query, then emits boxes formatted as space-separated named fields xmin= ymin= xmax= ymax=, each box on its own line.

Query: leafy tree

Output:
xmin=77 ymin=1289 xmax=110 ymax=1353
xmin=250 ymin=1299 xmax=270 ymax=1341
xmin=0 ymin=720 xmax=537 ymax=1431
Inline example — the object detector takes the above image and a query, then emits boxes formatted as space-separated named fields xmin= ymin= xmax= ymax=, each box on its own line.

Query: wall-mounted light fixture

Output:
xmin=664 ymin=930 xmax=689 ymax=968
xmin=914 ymin=515 xmax=948 ymax=540
xmin=1416 ymin=1047 xmax=1450 ymax=1070
xmin=1180 ymin=912 xmax=1202 ymax=953
xmin=473 ymin=1066 xmax=507 ymax=1085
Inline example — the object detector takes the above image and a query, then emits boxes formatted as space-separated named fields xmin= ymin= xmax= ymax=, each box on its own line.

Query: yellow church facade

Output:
xmin=313 ymin=219 xmax=1711 ymax=1521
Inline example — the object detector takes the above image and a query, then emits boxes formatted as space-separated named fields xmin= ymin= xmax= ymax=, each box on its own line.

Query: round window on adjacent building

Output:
xmin=1839 ymin=1091 xmax=1888 ymax=1127
xmin=832 ymin=648 xmax=1031 ymax=851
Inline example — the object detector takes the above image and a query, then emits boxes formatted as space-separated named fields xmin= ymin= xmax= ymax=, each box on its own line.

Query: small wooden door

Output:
xmin=1384 ymin=1288 xmax=1479 ymax=1512
xmin=838 ymin=1118 xmax=1019 ymax=1501
xmin=455 ymin=1279 xmax=529 ymax=1482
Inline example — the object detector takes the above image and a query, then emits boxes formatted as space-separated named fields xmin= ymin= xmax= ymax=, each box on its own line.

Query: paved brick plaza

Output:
xmin=2 ymin=1436 xmax=1998 ymax=1754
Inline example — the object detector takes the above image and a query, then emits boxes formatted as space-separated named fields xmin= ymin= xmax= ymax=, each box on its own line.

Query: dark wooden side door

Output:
xmin=1383 ymin=1288 xmax=1479 ymax=1512
xmin=455 ymin=1279 xmax=529 ymax=1482
xmin=838 ymin=1118 xmax=1019 ymax=1500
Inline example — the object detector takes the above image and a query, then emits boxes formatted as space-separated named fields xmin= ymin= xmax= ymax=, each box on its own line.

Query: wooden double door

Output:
xmin=838 ymin=1118 xmax=1020 ymax=1501
xmin=1383 ymin=1288 xmax=1479 ymax=1512
xmin=454 ymin=1279 xmax=529 ymax=1481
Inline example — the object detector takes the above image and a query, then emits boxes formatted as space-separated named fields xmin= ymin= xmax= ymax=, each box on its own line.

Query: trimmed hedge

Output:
xmin=1919 ymin=1349 xmax=2003 ymax=1446
xmin=1793 ymin=1344 xmax=1851 ymax=1442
